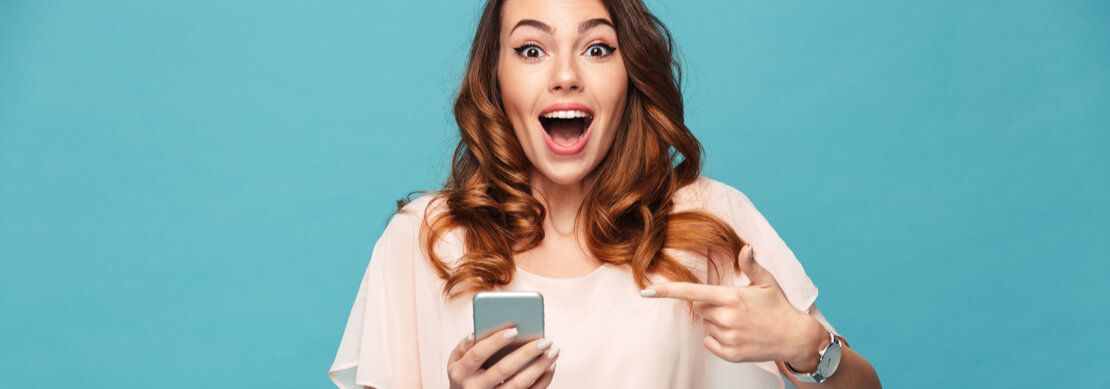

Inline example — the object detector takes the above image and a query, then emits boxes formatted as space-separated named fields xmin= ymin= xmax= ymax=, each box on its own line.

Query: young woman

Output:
xmin=329 ymin=1 xmax=881 ymax=388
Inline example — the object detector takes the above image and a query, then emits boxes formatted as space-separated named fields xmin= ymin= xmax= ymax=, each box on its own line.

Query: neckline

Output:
xmin=514 ymin=262 xmax=610 ymax=282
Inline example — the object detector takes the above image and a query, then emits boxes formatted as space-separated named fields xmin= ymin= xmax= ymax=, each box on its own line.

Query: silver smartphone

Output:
xmin=472 ymin=291 xmax=545 ymax=370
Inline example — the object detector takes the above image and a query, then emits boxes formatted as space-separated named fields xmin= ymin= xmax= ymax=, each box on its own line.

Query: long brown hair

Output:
xmin=404 ymin=0 xmax=746 ymax=300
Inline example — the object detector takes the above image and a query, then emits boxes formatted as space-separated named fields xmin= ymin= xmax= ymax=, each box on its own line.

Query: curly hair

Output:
xmin=402 ymin=0 xmax=747 ymax=300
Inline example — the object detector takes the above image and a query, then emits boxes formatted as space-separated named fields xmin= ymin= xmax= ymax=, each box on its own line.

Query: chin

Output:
xmin=534 ymin=158 xmax=595 ymax=186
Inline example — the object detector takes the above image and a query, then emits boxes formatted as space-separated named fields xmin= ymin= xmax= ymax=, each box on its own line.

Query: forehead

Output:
xmin=501 ymin=0 xmax=612 ymax=33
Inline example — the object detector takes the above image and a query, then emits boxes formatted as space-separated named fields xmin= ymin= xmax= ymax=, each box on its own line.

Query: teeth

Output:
xmin=541 ymin=110 xmax=591 ymax=119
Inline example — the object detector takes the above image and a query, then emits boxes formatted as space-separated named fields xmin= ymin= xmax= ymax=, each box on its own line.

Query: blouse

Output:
xmin=328 ymin=176 xmax=840 ymax=388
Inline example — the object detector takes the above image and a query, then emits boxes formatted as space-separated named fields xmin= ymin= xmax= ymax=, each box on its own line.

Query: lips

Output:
xmin=538 ymin=103 xmax=594 ymax=155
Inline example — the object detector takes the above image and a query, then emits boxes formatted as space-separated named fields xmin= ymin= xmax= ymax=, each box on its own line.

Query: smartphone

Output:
xmin=472 ymin=291 xmax=545 ymax=370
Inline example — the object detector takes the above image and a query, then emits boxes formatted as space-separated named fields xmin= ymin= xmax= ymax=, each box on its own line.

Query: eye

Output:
xmin=584 ymin=43 xmax=616 ymax=58
xmin=513 ymin=43 xmax=547 ymax=61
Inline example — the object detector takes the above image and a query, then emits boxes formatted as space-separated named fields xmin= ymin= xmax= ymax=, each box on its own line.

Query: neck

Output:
xmin=530 ymin=172 xmax=591 ymax=237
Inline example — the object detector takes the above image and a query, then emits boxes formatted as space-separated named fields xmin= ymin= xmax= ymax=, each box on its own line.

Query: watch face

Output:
xmin=819 ymin=342 xmax=842 ymax=378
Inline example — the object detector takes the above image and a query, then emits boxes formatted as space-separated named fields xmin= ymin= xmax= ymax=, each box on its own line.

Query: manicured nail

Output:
xmin=640 ymin=289 xmax=656 ymax=297
xmin=502 ymin=327 xmax=518 ymax=340
xmin=549 ymin=361 xmax=557 ymax=371
xmin=546 ymin=346 xmax=560 ymax=359
xmin=467 ymin=332 xmax=474 ymax=343
xmin=536 ymin=338 xmax=553 ymax=350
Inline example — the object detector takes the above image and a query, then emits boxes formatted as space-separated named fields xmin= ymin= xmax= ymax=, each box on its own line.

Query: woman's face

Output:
xmin=497 ymin=0 xmax=628 ymax=186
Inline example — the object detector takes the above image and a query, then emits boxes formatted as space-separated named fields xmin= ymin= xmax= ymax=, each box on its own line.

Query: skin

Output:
xmin=643 ymin=246 xmax=883 ymax=388
xmin=442 ymin=1 xmax=882 ymax=388
xmin=496 ymin=0 xmax=627 ymax=281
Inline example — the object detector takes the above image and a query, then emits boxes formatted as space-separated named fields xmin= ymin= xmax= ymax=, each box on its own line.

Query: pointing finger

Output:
xmin=641 ymin=282 xmax=738 ymax=305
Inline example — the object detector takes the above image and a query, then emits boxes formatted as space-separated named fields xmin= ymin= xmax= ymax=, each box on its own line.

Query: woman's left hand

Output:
xmin=639 ymin=244 xmax=826 ymax=369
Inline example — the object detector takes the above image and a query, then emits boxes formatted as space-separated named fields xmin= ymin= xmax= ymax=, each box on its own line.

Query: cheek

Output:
xmin=601 ymin=66 xmax=629 ymax=109
xmin=497 ymin=61 xmax=538 ymax=134
xmin=591 ymin=67 xmax=629 ymax=143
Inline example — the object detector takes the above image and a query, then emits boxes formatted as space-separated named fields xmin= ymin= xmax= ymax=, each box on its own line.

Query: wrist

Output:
xmin=784 ymin=313 xmax=829 ymax=372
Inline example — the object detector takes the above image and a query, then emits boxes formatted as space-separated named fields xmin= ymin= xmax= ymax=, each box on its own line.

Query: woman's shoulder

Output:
xmin=394 ymin=191 xmax=445 ymax=220
xmin=386 ymin=191 xmax=464 ymax=257
xmin=673 ymin=175 xmax=756 ymax=214
xmin=392 ymin=190 xmax=466 ymax=228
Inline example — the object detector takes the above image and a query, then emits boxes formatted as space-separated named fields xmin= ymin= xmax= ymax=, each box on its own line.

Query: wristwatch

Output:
xmin=784 ymin=329 xmax=843 ymax=384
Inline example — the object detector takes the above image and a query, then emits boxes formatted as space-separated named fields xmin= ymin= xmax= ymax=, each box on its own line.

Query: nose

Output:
xmin=549 ymin=54 xmax=581 ymax=93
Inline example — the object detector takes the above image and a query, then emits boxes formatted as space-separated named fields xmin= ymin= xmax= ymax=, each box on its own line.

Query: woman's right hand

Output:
xmin=447 ymin=327 xmax=560 ymax=389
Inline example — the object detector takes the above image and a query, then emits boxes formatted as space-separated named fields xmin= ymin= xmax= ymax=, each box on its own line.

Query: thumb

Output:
xmin=738 ymin=243 xmax=775 ymax=286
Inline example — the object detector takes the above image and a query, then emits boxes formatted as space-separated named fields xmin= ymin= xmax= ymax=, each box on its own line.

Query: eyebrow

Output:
xmin=509 ymin=18 xmax=615 ymax=35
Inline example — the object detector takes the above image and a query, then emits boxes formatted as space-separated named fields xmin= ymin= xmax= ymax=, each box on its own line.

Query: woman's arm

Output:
xmin=778 ymin=316 xmax=882 ymax=389
xmin=779 ymin=346 xmax=881 ymax=388
xmin=641 ymin=242 xmax=882 ymax=389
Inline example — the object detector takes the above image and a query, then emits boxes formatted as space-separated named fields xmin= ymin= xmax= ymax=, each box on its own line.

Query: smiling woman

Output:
xmin=328 ymin=0 xmax=881 ymax=388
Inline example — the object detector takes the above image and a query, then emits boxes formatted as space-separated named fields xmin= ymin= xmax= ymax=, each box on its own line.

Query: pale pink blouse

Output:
xmin=328 ymin=177 xmax=840 ymax=389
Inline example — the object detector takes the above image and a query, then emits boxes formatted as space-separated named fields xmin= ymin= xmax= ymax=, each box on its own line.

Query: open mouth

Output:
xmin=539 ymin=110 xmax=594 ymax=148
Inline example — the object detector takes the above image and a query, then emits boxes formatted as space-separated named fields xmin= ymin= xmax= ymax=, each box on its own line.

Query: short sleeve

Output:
xmin=702 ymin=180 xmax=835 ymax=388
xmin=707 ymin=180 xmax=820 ymax=313
xmin=328 ymin=211 xmax=424 ymax=389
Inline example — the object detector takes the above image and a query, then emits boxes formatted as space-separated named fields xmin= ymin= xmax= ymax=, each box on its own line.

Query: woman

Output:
xmin=329 ymin=0 xmax=881 ymax=388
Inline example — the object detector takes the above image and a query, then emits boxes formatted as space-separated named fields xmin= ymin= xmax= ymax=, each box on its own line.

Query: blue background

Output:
xmin=1 ymin=0 xmax=1107 ymax=387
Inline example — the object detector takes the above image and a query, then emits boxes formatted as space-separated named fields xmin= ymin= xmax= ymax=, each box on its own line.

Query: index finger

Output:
xmin=641 ymin=282 xmax=737 ymax=305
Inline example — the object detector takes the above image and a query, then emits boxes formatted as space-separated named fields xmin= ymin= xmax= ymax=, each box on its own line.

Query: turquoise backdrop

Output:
xmin=1 ymin=0 xmax=1107 ymax=387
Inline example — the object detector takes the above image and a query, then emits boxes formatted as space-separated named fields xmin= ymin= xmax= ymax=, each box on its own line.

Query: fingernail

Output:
xmin=546 ymin=346 xmax=560 ymax=359
xmin=536 ymin=338 xmax=553 ymax=350
xmin=549 ymin=361 xmax=557 ymax=371
xmin=502 ymin=327 xmax=518 ymax=340
xmin=467 ymin=332 xmax=474 ymax=343
xmin=640 ymin=289 xmax=656 ymax=297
